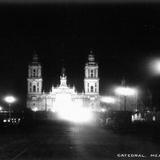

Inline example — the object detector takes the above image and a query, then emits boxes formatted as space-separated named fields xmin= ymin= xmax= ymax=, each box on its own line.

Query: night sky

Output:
xmin=0 ymin=2 xmax=160 ymax=107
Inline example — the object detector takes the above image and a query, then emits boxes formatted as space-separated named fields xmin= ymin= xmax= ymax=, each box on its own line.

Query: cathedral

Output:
xmin=27 ymin=53 xmax=101 ymax=112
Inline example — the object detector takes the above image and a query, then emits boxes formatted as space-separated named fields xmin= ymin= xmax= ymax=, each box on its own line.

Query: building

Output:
xmin=27 ymin=53 xmax=101 ymax=112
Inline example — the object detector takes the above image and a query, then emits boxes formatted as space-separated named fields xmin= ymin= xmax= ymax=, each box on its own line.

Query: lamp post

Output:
xmin=115 ymin=87 xmax=137 ymax=111
xmin=4 ymin=96 xmax=16 ymax=120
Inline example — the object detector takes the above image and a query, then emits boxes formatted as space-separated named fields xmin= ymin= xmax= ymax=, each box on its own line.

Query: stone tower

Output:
xmin=27 ymin=53 xmax=42 ymax=95
xmin=84 ymin=52 xmax=99 ymax=95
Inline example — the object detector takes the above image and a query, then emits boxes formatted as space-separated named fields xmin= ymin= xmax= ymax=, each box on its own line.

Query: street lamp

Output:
xmin=115 ymin=87 xmax=137 ymax=111
xmin=4 ymin=96 xmax=16 ymax=120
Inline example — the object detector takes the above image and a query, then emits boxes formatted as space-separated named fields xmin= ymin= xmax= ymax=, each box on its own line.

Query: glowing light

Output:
xmin=55 ymin=93 xmax=93 ymax=123
xmin=101 ymin=96 xmax=116 ymax=104
xmin=4 ymin=96 xmax=16 ymax=104
xmin=74 ymin=99 xmax=83 ymax=107
xmin=150 ymin=58 xmax=160 ymax=75
xmin=51 ymin=108 xmax=56 ymax=112
xmin=101 ymin=108 xmax=106 ymax=112
xmin=154 ymin=60 xmax=160 ymax=73
xmin=90 ymin=97 xmax=95 ymax=101
xmin=32 ymin=107 xmax=38 ymax=112
xmin=115 ymin=87 xmax=137 ymax=96
xmin=58 ymin=106 xmax=93 ymax=123
xmin=0 ymin=106 xmax=2 ymax=111
xmin=55 ymin=93 xmax=73 ymax=112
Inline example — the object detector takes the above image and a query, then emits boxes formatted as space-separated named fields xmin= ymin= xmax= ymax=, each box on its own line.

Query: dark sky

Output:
xmin=0 ymin=2 xmax=160 ymax=106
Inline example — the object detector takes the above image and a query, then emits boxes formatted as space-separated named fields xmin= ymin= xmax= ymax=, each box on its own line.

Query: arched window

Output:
xmin=91 ymin=70 xmax=94 ymax=78
xmin=91 ymin=86 xmax=94 ymax=92
xmin=32 ymin=69 xmax=36 ymax=77
xmin=33 ymin=85 xmax=36 ymax=92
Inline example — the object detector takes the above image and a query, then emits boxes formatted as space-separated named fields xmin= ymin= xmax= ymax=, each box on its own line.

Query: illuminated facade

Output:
xmin=27 ymin=53 xmax=100 ymax=112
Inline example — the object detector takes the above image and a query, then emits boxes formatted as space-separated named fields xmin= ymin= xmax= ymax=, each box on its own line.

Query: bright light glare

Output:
xmin=55 ymin=93 xmax=93 ymax=123
xmin=101 ymin=96 xmax=116 ymax=104
xmin=58 ymin=106 xmax=93 ymax=123
xmin=55 ymin=93 xmax=73 ymax=112
xmin=101 ymin=108 xmax=106 ymax=112
xmin=150 ymin=59 xmax=160 ymax=74
xmin=4 ymin=96 xmax=16 ymax=104
xmin=115 ymin=87 xmax=137 ymax=96
xmin=32 ymin=107 xmax=38 ymax=112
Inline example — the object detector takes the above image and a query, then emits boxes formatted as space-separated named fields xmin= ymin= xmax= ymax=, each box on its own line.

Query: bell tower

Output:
xmin=60 ymin=67 xmax=67 ymax=87
xmin=84 ymin=52 xmax=99 ymax=95
xmin=27 ymin=53 xmax=42 ymax=95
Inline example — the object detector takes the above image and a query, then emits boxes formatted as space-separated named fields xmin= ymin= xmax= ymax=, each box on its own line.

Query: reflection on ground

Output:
xmin=0 ymin=121 xmax=159 ymax=160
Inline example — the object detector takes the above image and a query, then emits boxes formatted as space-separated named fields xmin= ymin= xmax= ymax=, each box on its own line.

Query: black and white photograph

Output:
xmin=0 ymin=0 xmax=160 ymax=159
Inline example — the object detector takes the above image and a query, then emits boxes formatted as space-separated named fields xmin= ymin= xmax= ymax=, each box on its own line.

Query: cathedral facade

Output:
xmin=27 ymin=54 xmax=101 ymax=112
